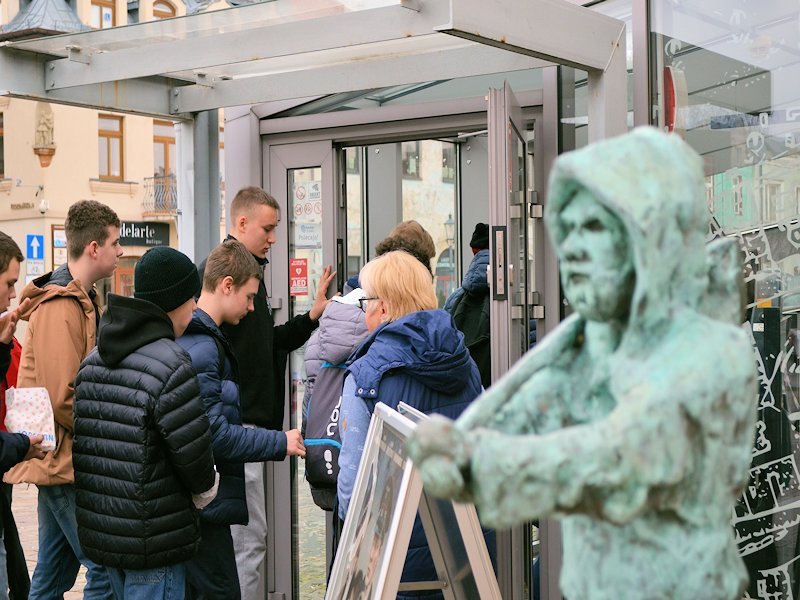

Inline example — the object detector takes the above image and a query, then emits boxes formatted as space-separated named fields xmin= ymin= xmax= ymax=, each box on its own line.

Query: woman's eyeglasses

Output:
xmin=358 ymin=297 xmax=379 ymax=312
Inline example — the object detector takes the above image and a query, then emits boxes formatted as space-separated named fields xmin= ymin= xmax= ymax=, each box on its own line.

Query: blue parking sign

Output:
xmin=26 ymin=235 xmax=44 ymax=261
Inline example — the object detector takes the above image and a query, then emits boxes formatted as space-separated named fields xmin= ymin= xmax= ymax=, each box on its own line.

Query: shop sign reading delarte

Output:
xmin=120 ymin=221 xmax=169 ymax=247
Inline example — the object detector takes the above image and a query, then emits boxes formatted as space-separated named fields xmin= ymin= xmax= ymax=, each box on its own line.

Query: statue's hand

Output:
xmin=408 ymin=415 xmax=472 ymax=501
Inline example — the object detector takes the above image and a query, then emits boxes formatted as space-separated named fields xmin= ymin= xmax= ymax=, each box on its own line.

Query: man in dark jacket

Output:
xmin=444 ymin=223 xmax=491 ymax=388
xmin=202 ymin=186 xmax=333 ymax=599
xmin=179 ymin=239 xmax=307 ymax=600
xmin=74 ymin=246 xmax=218 ymax=599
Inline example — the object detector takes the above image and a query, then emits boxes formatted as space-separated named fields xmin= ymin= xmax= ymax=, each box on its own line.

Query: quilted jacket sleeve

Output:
xmin=152 ymin=358 xmax=216 ymax=495
xmin=185 ymin=335 xmax=288 ymax=463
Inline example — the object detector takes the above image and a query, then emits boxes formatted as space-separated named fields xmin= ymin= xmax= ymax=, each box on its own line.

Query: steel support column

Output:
xmin=192 ymin=110 xmax=219 ymax=262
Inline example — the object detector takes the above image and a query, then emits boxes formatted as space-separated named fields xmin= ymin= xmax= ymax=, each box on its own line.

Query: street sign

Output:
xmin=26 ymin=234 xmax=44 ymax=261
xmin=26 ymin=260 xmax=45 ymax=276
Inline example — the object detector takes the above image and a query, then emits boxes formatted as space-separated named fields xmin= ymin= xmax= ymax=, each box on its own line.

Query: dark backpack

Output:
xmin=450 ymin=291 xmax=491 ymax=389
xmin=303 ymin=362 xmax=347 ymax=511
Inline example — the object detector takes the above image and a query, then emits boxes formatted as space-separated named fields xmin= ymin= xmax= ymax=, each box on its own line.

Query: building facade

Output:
xmin=0 ymin=0 xmax=226 ymax=308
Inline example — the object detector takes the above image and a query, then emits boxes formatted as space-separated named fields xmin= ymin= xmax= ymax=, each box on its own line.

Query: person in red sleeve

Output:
xmin=0 ymin=231 xmax=46 ymax=599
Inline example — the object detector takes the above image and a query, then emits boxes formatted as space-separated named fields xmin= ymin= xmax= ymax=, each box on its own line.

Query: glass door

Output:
xmin=488 ymin=81 xmax=538 ymax=599
xmin=267 ymin=140 xmax=337 ymax=600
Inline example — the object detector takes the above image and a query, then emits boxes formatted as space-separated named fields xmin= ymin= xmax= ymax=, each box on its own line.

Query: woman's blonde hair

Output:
xmin=360 ymin=250 xmax=437 ymax=322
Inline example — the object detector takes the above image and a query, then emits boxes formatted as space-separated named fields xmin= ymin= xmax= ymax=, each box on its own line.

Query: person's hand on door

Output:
xmin=309 ymin=265 xmax=337 ymax=321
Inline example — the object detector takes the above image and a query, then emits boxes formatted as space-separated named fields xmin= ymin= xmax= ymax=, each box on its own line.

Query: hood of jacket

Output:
xmin=184 ymin=307 xmax=228 ymax=348
xmin=316 ymin=301 xmax=369 ymax=365
xmin=347 ymin=309 xmax=474 ymax=398
xmin=545 ymin=126 xmax=710 ymax=356
xmin=96 ymin=294 xmax=175 ymax=366
xmin=461 ymin=249 xmax=489 ymax=295
xmin=17 ymin=263 xmax=95 ymax=322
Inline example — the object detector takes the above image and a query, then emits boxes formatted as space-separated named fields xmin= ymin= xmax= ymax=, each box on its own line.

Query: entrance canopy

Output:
xmin=0 ymin=0 xmax=627 ymax=139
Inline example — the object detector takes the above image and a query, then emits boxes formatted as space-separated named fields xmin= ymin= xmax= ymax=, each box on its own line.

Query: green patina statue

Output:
xmin=409 ymin=127 xmax=757 ymax=600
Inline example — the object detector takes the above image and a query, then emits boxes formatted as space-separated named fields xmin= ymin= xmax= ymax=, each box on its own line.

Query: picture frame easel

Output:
xmin=326 ymin=403 xmax=501 ymax=600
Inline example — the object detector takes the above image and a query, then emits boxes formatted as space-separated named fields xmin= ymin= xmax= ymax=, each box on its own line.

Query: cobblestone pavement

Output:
xmin=11 ymin=483 xmax=87 ymax=599
xmin=10 ymin=476 xmax=327 ymax=599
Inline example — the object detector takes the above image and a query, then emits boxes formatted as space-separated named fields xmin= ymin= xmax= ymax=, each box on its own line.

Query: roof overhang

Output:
xmin=0 ymin=0 xmax=626 ymax=137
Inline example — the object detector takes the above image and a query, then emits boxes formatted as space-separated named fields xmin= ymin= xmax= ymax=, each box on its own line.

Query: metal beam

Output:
xmin=44 ymin=2 xmax=453 ymax=90
xmin=438 ymin=0 xmax=625 ymax=71
xmin=192 ymin=110 xmax=219 ymax=261
xmin=438 ymin=0 xmax=628 ymax=139
xmin=172 ymin=43 xmax=551 ymax=113
xmin=587 ymin=32 xmax=628 ymax=141
xmin=0 ymin=46 xmax=190 ymax=120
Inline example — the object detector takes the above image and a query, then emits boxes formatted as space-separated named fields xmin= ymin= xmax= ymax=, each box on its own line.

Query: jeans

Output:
xmin=107 ymin=564 xmax=185 ymax=600
xmin=29 ymin=484 xmax=112 ymax=600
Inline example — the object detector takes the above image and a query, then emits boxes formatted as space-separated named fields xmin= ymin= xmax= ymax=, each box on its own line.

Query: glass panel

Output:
xmin=153 ymin=121 xmax=175 ymax=138
xmin=592 ymin=0 xmax=634 ymax=71
xmin=344 ymin=147 xmax=365 ymax=286
xmin=115 ymin=259 xmax=137 ymax=297
xmin=90 ymin=4 xmax=101 ymax=28
xmin=153 ymin=0 xmax=175 ymax=17
xmin=154 ymin=141 xmax=166 ymax=176
xmin=109 ymin=138 xmax=121 ymax=178
xmin=279 ymin=69 xmax=545 ymax=116
xmin=560 ymin=0 xmax=633 ymax=150
xmin=101 ymin=5 xmax=114 ymax=28
xmin=12 ymin=0 xmax=399 ymax=55
xmin=401 ymin=141 xmax=420 ymax=179
xmin=287 ymin=167 xmax=326 ymax=599
xmin=99 ymin=116 xmax=120 ymax=132
xmin=98 ymin=137 xmax=108 ymax=177
xmin=650 ymin=2 xmax=800 ymax=597
xmin=168 ymin=142 xmax=176 ymax=176
xmin=401 ymin=140 xmax=458 ymax=307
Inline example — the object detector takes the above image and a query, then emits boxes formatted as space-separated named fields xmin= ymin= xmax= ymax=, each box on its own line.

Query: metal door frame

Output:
xmin=265 ymin=139 xmax=336 ymax=600
xmin=255 ymin=71 xmax=562 ymax=599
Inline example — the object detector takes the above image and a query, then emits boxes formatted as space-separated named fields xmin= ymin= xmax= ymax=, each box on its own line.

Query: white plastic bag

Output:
xmin=4 ymin=387 xmax=56 ymax=451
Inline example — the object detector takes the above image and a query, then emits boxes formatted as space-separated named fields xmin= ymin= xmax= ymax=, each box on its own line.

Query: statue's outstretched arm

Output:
xmin=456 ymin=315 xmax=583 ymax=433
xmin=463 ymin=399 xmax=692 ymax=529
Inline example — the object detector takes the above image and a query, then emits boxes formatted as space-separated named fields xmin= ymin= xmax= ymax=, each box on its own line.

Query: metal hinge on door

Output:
xmin=528 ymin=190 xmax=543 ymax=218
xmin=530 ymin=290 xmax=545 ymax=319
xmin=512 ymin=291 xmax=545 ymax=320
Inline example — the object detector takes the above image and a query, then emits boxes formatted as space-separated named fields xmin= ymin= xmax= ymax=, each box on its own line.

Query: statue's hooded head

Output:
xmin=546 ymin=127 xmax=708 ymax=350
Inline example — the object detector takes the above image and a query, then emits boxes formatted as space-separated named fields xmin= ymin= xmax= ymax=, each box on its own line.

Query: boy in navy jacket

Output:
xmin=177 ymin=239 xmax=306 ymax=600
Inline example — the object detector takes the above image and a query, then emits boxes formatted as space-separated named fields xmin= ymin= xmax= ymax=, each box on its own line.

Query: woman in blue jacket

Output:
xmin=337 ymin=250 xmax=491 ymax=599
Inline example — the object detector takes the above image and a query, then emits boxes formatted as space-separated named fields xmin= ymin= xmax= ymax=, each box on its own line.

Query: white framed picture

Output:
xmin=327 ymin=402 xmax=501 ymax=600
xmin=326 ymin=403 xmax=421 ymax=600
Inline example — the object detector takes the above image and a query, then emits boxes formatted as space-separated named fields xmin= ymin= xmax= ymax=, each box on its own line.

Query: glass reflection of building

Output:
xmin=435 ymin=213 xmax=457 ymax=307
xmin=647 ymin=3 xmax=800 ymax=597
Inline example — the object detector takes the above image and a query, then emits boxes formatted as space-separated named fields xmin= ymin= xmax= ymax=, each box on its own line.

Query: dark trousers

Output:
xmin=1 ymin=483 xmax=29 ymax=600
xmin=185 ymin=522 xmax=240 ymax=600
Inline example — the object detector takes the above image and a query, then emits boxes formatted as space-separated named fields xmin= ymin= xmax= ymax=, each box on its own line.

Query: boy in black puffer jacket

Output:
xmin=74 ymin=246 xmax=218 ymax=599
xmin=177 ymin=239 xmax=306 ymax=600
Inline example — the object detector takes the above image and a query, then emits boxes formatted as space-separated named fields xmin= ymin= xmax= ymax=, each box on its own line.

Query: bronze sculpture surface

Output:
xmin=409 ymin=127 xmax=757 ymax=600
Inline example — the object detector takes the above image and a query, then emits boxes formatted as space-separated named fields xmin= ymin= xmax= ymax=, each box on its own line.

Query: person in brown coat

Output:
xmin=5 ymin=201 xmax=122 ymax=599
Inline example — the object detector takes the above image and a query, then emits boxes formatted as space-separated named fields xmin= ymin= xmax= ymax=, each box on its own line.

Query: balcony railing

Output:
xmin=143 ymin=175 xmax=177 ymax=215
